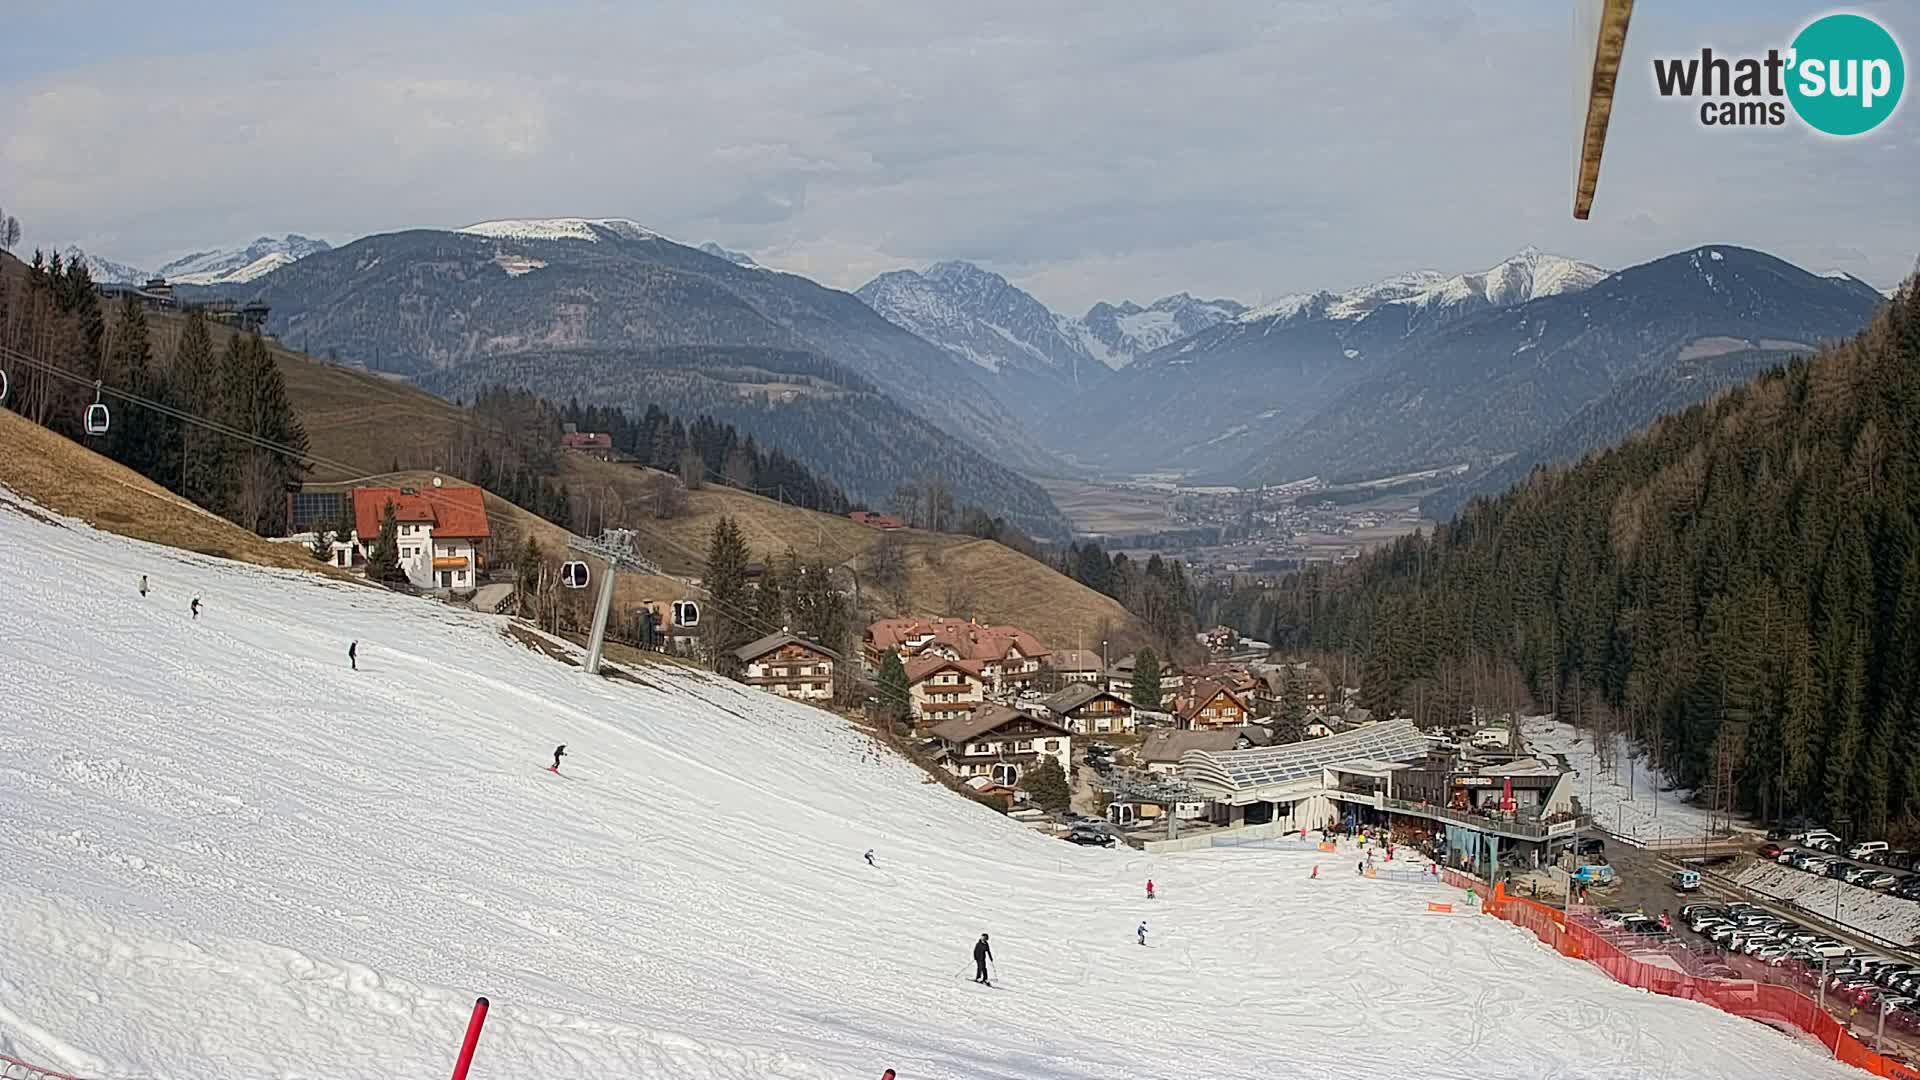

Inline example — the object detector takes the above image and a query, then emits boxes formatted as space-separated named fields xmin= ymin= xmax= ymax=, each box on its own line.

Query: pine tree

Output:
xmin=790 ymin=557 xmax=851 ymax=656
xmin=219 ymin=333 xmax=309 ymax=535
xmin=1019 ymin=756 xmax=1072 ymax=812
xmin=756 ymin=549 xmax=790 ymax=631
xmin=167 ymin=310 xmax=226 ymax=511
xmin=1279 ymin=666 xmax=1306 ymax=739
xmin=368 ymin=502 xmax=405 ymax=584
xmin=877 ymin=650 xmax=911 ymax=731
xmin=515 ymin=538 xmax=544 ymax=617
xmin=705 ymin=516 xmax=754 ymax=671
xmin=1131 ymin=648 xmax=1163 ymax=711
xmin=309 ymin=526 xmax=334 ymax=562
xmin=104 ymin=293 xmax=169 ymax=481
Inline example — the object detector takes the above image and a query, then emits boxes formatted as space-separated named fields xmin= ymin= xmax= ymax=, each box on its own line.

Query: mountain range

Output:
xmin=86 ymin=215 xmax=1890 ymax=548
xmin=217 ymin=218 xmax=1072 ymax=536
xmin=64 ymin=234 xmax=330 ymax=287
xmin=854 ymin=260 xmax=1243 ymax=424
xmin=1241 ymin=246 xmax=1884 ymax=492
xmin=1042 ymin=247 xmax=1612 ymax=476
xmin=1040 ymin=245 xmax=1885 ymax=502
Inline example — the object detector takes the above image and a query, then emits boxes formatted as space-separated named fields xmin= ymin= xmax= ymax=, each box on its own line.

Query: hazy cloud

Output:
xmin=3 ymin=0 xmax=1915 ymax=311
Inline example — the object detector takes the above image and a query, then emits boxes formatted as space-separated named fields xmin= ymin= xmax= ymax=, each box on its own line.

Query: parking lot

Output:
xmin=1521 ymin=829 xmax=1920 ymax=1067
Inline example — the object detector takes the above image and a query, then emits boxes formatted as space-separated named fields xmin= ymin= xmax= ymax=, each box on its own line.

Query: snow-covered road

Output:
xmin=0 ymin=488 xmax=1860 ymax=1079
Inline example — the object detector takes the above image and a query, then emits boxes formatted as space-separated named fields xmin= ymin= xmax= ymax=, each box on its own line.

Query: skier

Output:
xmin=190 ymin=597 xmax=201 ymax=620
xmin=1356 ymin=859 xmax=1364 ymax=876
xmin=1146 ymin=878 xmax=1155 ymax=900
xmin=865 ymin=849 xmax=876 ymax=867
xmin=139 ymin=574 xmax=148 ymax=597
xmin=551 ymin=744 xmax=567 ymax=773
xmin=972 ymin=933 xmax=993 ymax=984
xmin=348 ymin=640 xmax=358 ymax=671
xmin=1136 ymin=921 xmax=1148 ymax=946
xmin=1658 ymin=909 xmax=1671 ymax=932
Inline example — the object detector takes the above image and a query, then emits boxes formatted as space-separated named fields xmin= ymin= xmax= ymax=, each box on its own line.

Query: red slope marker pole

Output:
xmin=452 ymin=996 xmax=490 ymax=1080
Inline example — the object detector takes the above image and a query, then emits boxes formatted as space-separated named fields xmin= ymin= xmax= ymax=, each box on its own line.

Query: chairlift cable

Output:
xmin=3 ymin=343 xmax=915 ymax=707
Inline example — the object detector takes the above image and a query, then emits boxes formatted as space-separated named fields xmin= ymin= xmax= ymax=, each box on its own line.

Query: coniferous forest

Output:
xmin=1 ymin=250 xmax=309 ymax=535
xmin=1218 ymin=282 xmax=1920 ymax=834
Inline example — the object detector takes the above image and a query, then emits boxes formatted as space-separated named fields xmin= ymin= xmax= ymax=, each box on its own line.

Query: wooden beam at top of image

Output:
xmin=1574 ymin=0 xmax=1635 ymax=221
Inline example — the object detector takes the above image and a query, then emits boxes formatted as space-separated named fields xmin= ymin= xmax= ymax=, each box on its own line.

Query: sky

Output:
xmin=2 ymin=0 xmax=1916 ymax=312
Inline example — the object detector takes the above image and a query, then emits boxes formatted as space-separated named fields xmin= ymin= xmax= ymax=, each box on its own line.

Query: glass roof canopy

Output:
xmin=1181 ymin=719 xmax=1429 ymax=793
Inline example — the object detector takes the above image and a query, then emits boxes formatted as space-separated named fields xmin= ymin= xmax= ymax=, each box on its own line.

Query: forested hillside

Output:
xmin=418 ymin=345 xmax=1071 ymax=539
xmin=1 ymin=251 xmax=307 ymax=536
xmin=1224 ymin=280 xmax=1920 ymax=834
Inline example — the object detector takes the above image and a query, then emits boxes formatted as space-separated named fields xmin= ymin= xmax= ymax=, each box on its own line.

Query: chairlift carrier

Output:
xmin=82 ymin=380 xmax=111 ymax=435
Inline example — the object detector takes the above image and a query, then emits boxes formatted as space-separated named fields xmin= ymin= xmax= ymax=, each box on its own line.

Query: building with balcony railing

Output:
xmin=1173 ymin=719 xmax=1585 ymax=872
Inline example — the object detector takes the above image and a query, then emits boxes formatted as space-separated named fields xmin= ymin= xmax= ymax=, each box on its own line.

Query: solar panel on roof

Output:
xmin=1185 ymin=720 xmax=1429 ymax=792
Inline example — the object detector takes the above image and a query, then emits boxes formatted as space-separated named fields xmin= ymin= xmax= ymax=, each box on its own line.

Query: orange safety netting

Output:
xmin=1483 ymin=884 xmax=1920 ymax=1080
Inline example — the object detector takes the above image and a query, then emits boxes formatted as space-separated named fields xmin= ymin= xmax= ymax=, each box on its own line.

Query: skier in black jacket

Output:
xmin=973 ymin=933 xmax=993 ymax=984
xmin=551 ymin=744 xmax=567 ymax=772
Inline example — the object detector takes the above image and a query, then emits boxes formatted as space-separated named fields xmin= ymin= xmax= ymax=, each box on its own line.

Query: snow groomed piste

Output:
xmin=0 ymin=486 xmax=1864 ymax=1079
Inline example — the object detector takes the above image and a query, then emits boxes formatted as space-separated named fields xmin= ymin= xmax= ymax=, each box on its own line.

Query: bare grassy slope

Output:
xmin=252 ymin=340 xmax=1146 ymax=646
xmin=0 ymin=407 xmax=350 ymax=576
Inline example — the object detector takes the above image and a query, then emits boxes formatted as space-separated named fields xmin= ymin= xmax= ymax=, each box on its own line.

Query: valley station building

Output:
xmin=1174 ymin=720 xmax=1586 ymax=875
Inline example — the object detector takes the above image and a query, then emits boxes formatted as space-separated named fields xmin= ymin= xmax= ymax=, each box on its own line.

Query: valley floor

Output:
xmin=0 ymin=487 xmax=1861 ymax=1079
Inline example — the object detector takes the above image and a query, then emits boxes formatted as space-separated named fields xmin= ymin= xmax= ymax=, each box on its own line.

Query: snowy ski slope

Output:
xmin=0 ymin=490 xmax=1862 ymax=1079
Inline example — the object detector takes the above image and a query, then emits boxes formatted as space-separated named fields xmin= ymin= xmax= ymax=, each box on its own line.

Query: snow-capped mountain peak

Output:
xmin=1237 ymin=249 xmax=1607 ymax=332
xmin=59 ymin=248 xmax=150 ymax=286
xmin=1074 ymin=291 xmax=1248 ymax=368
xmin=698 ymin=242 xmax=760 ymax=268
xmin=857 ymin=261 xmax=1085 ymax=380
xmin=457 ymin=218 xmax=660 ymax=244
xmin=54 ymin=234 xmax=330 ymax=287
xmin=159 ymin=234 xmax=333 ymax=285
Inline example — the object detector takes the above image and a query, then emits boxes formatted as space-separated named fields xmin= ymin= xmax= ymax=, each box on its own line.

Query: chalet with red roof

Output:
xmin=333 ymin=484 xmax=491 ymax=593
xmin=865 ymin=616 xmax=1051 ymax=695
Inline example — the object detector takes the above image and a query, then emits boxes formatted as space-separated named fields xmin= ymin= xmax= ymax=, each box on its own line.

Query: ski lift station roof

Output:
xmin=1180 ymin=719 xmax=1430 ymax=797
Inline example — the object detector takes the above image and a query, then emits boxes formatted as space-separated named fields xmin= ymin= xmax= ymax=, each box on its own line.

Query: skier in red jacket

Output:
xmin=1146 ymin=878 xmax=1155 ymax=899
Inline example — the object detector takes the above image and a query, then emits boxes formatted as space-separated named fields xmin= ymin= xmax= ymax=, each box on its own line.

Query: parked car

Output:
xmin=1756 ymin=945 xmax=1794 ymax=964
xmin=1680 ymin=903 xmax=1724 ymax=921
xmin=1860 ymin=871 xmax=1898 ymax=890
xmin=1759 ymin=842 xmax=1784 ymax=859
xmin=1891 ymin=1006 xmax=1920 ymax=1035
xmin=1802 ymin=829 xmax=1841 ymax=846
xmin=1850 ymin=841 xmax=1890 ymax=860
xmin=1064 ymin=827 xmax=1116 ymax=847
xmin=1766 ymin=825 xmax=1794 ymax=841
xmin=1872 ymin=964 xmax=1914 ymax=987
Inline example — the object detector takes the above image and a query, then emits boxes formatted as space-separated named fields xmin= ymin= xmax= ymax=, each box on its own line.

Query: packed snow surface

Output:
xmin=0 ymin=493 xmax=1858 ymax=1079
xmin=1736 ymin=861 xmax=1920 ymax=947
xmin=1523 ymin=716 xmax=1732 ymax=842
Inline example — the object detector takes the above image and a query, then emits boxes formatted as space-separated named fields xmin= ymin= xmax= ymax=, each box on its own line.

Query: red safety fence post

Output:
xmin=452 ymin=996 xmax=490 ymax=1080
